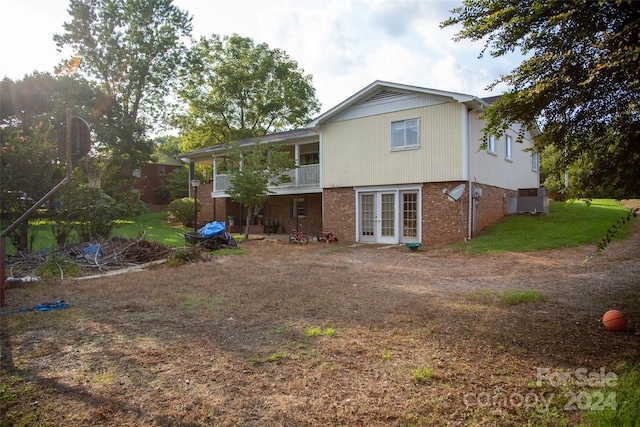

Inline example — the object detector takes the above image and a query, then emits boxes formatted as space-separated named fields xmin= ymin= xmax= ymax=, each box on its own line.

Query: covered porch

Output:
xmin=208 ymin=193 xmax=323 ymax=238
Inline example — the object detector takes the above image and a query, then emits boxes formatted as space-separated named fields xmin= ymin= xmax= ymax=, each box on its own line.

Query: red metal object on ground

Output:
xmin=318 ymin=231 xmax=338 ymax=243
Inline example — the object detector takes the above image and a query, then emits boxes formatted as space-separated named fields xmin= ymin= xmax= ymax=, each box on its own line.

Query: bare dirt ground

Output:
xmin=1 ymin=221 xmax=639 ymax=426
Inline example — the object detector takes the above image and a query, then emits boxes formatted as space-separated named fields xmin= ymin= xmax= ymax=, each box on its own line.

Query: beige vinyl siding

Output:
xmin=322 ymin=102 xmax=464 ymax=188
xmin=468 ymin=112 xmax=539 ymax=190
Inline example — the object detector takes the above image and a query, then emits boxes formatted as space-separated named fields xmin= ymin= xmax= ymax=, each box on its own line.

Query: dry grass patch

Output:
xmin=2 ymin=231 xmax=640 ymax=425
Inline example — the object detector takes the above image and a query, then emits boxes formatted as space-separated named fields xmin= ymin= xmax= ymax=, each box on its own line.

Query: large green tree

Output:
xmin=0 ymin=124 xmax=61 ymax=251
xmin=0 ymin=73 xmax=100 ymax=215
xmin=442 ymin=0 xmax=640 ymax=198
xmin=0 ymin=73 xmax=109 ymax=139
xmin=0 ymin=73 xmax=140 ymax=201
xmin=175 ymin=34 xmax=320 ymax=152
xmin=54 ymin=0 xmax=192 ymax=170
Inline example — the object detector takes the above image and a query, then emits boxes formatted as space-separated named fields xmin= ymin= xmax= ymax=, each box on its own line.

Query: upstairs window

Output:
xmin=532 ymin=152 xmax=539 ymax=171
xmin=487 ymin=135 xmax=497 ymax=154
xmin=505 ymin=135 xmax=513 ymax=160
xmin=391 ymin=118 xmax=419 ymax=150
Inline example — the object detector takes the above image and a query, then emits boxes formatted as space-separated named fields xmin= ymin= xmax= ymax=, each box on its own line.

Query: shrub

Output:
xmin=152 ymin=186 xmax=171 ymax=204
xmin=167 ymin=197 xmax=202 ymax=227
xmin=166 ymin=167 xmax=190 ymax=200
xmin=74 ymin=189 xmax=125 ymax=241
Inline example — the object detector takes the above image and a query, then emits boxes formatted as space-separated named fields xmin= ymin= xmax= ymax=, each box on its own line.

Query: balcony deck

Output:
xmin=213 ymin=164 xmax=320 ymax=195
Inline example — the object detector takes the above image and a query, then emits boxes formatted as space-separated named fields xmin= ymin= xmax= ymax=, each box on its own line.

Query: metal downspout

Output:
xmin=466 ymin=108 xmax=472 ymax=242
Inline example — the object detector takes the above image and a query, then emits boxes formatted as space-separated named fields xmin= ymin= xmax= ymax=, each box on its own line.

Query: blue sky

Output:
xmin=1 ymin=0 xmax=521 ymax=114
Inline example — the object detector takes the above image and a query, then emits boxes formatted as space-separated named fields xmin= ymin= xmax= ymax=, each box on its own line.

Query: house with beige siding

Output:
xmin=179 ymin=81 xmax=540 ymax=244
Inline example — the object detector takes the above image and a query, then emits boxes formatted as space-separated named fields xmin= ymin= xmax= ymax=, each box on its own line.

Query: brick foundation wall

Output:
xmin=203 ymin=183 xmax=514 ymax=242
xmin=323 ymin=183 xmax=515 ymax=245
xmin=212 ymin=198 xmax=227 ymax=222
xmin=259 ymin=193 xmax=322 ymax=236
xmin=474 ymin=184 xmax=516 ymax=231
xmin=195 ymin=182 xmax=214 ymax=220
xmin=422 ymin=182 xmax=469 ymax=244
xmin=423 ymin=182 xmax=516 ymax=243
xmin=322 ymin=188 xmax=357 ymax=243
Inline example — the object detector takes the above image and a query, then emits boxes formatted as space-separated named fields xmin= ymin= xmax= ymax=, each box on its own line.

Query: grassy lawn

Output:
xmin=459 ymin=199 xmax=634 ymax=254
xmin=113 ymin=212 xmax=191 ymax=247
xmin=4 ymin=212 xmax=191 ymax=254
xmin=4 ymin=199 xmax=636 ymax=255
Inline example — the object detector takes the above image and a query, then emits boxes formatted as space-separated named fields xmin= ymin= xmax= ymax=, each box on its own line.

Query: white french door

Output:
xmin=358 ymin=191 xmax=397 ymax=244
xmin=358 ymin=188 xmax=421 ymax=244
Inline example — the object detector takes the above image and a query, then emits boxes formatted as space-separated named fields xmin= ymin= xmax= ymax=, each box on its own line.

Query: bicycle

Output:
xmin=288 ymin=221 xmax=309 ymax=244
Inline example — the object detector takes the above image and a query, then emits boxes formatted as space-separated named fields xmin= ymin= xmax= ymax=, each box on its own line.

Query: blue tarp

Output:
xmin=83 ymin=244 xmax=104 ymax=257
xmin=199 ymin=221 xmax=226 ymax=237
xmin=1 ymin=300 xmax=69 ymax=315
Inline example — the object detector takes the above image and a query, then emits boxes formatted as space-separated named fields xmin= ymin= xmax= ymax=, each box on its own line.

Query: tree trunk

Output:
xmin=244 ymin=207 xmax=253 ymax=240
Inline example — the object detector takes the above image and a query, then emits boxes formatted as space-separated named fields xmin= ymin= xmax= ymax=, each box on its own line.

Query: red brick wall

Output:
xmin=195 ymin=182 xmax=214 ymax=219
xmin=253 ymin=193 xmax=322 ymax=236
xmin=204 ymin=184 xmax=514 ymax=242
xmin=212 ymin=197 xmax=227 ymax=222
xmin=422 ymin=182 xmax=469 ymax=244
xmin=323 ymin=188 xmax=356 ymax=243
xmin=322 ymin=183 xmax=515 ymax=245
xmin=131 ymin=164 xmax=182 ymax=203
xmin=473 ymin=184 xmax=516 ymax=231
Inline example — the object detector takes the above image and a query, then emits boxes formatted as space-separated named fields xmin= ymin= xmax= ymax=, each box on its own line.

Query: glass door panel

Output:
xmin=402 ymin=192 xmax=418 ymax=239
xmin=360 ymin=193 xmax=375 ymax=241
xmin=380 ymin=193 xmax=395 ymax=238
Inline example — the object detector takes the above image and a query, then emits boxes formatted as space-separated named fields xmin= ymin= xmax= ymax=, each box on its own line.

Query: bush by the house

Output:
xmin=167 ymin=197 xmax=202 ymax=227
xmin=152 ymin=186 xmax=171 ymax=204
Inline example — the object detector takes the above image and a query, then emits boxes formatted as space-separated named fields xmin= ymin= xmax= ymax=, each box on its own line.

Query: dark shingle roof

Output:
xmin=481 ymin=95 xmax=502 ymax=105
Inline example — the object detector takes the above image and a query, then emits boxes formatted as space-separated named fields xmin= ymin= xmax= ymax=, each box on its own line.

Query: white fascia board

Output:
xmin=308 ymin=80 xmax=489 ymax=127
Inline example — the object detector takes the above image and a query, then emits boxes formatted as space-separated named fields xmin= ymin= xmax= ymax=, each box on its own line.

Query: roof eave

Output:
xmin=307 ymin=80 xmax=490 ymax=127
xmin=178 ymin=128 xmax=319 ymax=163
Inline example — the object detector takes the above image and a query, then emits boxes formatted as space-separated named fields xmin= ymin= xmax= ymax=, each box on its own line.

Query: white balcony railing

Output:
xmin=213 ymin=164 xmax=319 ymax=193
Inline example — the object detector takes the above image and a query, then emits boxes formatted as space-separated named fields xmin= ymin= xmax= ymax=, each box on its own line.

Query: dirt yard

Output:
xmin=1 ymin=222 xmax=639 ymax=426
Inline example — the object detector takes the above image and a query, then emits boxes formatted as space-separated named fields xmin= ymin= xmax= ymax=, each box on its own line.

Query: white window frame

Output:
xmin=505 ymin=135 xmax=513 ymax=161
xmin=531 ymin=151 xmax=539 ymax=171
xmin=390 ymin=118 xmax=420 ymax=151
xmin=487 ymin=135 xmax=497 ymax=154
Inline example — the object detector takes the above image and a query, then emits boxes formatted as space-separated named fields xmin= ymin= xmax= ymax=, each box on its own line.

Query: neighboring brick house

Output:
xmin=179 ymin=81 xmax=540 ymax=244
xmin=131 ymin=149 xmax=185 ymax=204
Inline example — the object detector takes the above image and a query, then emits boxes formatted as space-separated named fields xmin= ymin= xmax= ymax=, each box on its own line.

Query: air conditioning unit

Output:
xmin=516 ymin=187 xmax=549 ymax=214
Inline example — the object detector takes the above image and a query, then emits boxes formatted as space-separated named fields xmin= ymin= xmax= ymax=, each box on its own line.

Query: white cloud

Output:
xmin=1 ymin=0 xmax=523 ymax=114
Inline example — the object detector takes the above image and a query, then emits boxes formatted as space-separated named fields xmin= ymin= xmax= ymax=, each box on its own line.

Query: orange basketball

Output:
xmin=602 ymin=310 xmax=628 ymax=331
